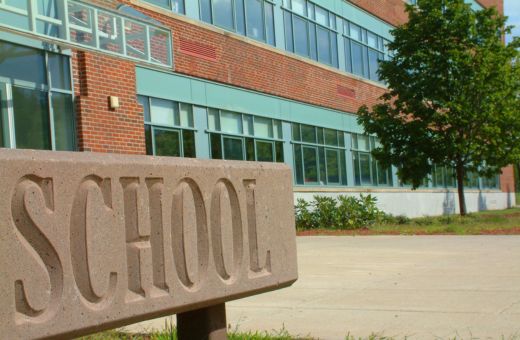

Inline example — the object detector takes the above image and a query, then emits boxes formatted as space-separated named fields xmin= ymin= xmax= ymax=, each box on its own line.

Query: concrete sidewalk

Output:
xmin=129 ymin=236 xmax=520 ymax=339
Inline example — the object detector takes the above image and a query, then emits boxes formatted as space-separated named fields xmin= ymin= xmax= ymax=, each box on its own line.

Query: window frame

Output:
xmin=351 ymin=134 xmax=393 ymax=187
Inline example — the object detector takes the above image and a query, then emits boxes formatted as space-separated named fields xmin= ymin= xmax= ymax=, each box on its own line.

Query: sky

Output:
xmin=505 ymin=0 xmax=520 ymax=44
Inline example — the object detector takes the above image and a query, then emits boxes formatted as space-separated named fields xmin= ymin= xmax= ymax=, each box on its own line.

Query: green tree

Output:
xmin=357 ymin=0 xmax=520 ymax=215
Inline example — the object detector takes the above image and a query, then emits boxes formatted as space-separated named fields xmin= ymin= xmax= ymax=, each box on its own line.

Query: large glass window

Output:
xmin=0 ymin=40 xmax=75 ymax=151
xmin=139 ymin=96 xmax=196 ymax=157
xmin=208 ymin=109 xmax=284 ymax=162
xmin=292 ymin=123 xmax=347 ymax=186
xmin=200 ymin=0 xmax=275 ymax=45
xmin=351 ymin=134 xmax=393 ymax=187
xmin=343 ymin=20 xmax=388 ymax=82
xmin=283 ymin=0 xmax=338 ymax=67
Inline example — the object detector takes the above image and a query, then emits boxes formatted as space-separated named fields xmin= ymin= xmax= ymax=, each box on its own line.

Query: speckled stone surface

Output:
xmin=0 ymin=149 xmax=298 ymax=339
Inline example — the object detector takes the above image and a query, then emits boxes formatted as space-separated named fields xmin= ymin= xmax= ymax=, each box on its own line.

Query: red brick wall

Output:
xmin=347 ymin=0 xmax=409 ymax=26
xmin=72 ymin=51 xmax=145 ymax=154
xmin=500 ymin=166 xmax=515 ymax=193
xmin=476 ymin=0 xmax=504 ymax=13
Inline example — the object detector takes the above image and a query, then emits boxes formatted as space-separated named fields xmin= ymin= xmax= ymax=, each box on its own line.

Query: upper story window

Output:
xmin=208 ymin=109 xmax=284 ymax=162
xmin=199 ymin=0 xmax=276 ymax=46
xmin=343 ymin=20 xmax=390 ymax=82
xmin=292 ymin=123 xmax=347 ymax=186
xmin=138 ymin=95 xmax=196 ymax=157
xmin=142 ymin=0 xmax=185 ymax=14
xmin=0 ymin=40 xmax=75 ymax=151
xmin=351 ymin=134 xmax=393 ymax=186
xmin=282 ymin=0 xmax=338 ymax=67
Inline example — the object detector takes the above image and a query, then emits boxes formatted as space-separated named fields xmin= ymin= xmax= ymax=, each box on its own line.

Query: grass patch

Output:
xmin=298 ymin=208 xmax=520 ymax=236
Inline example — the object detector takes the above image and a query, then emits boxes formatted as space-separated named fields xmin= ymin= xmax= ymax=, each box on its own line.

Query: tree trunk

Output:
xmin=456 ymin=162 xmax=467 ymax=216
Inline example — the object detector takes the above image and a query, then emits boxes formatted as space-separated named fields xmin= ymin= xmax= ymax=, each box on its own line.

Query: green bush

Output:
xmin=295 ymin=194 xmax=387 ymax=230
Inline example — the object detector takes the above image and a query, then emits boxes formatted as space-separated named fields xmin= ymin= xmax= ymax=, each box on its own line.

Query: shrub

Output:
xmin=295 ymin=194 xmax=387 ymax=230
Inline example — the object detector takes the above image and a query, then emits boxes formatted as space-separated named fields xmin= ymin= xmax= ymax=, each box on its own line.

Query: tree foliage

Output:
xmin=357 ymin=0 xmax=520 ymax=215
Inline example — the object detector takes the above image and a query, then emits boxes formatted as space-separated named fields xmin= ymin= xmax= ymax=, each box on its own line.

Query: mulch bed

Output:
xmin=296 ymin=227 xmax=520 ymax=236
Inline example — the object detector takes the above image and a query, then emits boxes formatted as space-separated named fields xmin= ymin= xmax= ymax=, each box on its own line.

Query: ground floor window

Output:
xmin=292 ymin=123 xmax=347 ymax=186
xmin=0 ymin=41 xmax=75 ymax=151
xmin=207 ymin=109 xmax=284 ymax=162
xmin=138 ymin=95 xmax=196 ymax=157
xmin=351 ymin=134 xmax=393 ymax=187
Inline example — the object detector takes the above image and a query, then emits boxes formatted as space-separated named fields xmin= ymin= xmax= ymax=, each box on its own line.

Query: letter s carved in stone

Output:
xmin=11 ymin=175 xmax=63 ymax=324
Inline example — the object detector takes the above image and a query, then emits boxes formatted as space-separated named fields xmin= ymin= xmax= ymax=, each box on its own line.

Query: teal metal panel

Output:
xmin=282 ymin=121 xmax=294 ymax=169
xmin=136 ymin=67 xmax=365 ymax=133
xmin=193 ymin=106 xmax=210 ymax=159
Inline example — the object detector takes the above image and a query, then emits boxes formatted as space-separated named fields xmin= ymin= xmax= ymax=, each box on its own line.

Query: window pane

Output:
xmin=284 ymin=11 xmax=294 ymax=51
xmin=138 ymin=95 xmax=150 ymax=122
xmin=208 ymin=108 xmax=219 ymax=130
xmin=246 ymin=138 xmax=255 ymax=161
xmin=315 ymin=6 xmax=328 ymax=26
xmin=223 ymin=137 xmax=243 ymax=160
xmin=213 ymin=0 xmax=234 ymax=30
xmin=254 ymin=116 xmax=272 ymax=138
xmin=351 ymin=41 xmax=364 ymax=76
xmin=367 ymin=31 xmax=378 ymax=48
xmin=145 ymin=125 xmax=153 ymax=155
xmin=0 ymin=41 xmax=46 ymax=85
xmin=179 ymin=103 xmax=193 ymax=127
xmin=48 ymin=54 xmax=71 ymax=90
xmin=331 ymin=32 xmax=338 ymax=67
xmin=147 ymin=0 xmax=170 ymax=9
xmin=353 ymin=152 xmax=360 ymax=185
xmin=344 ymin=38 xmax=352 ymax=73
xmin=326 ymin=149 xmax=340 ymax=183
xmin=324 ymin=128 xmax=338 ymax=146
xmin=293 ymin=15 xmax=309 ymax=57
xmin=200 ymin=0 xmax=212 ymax=23
xmin=276 ymin=142 xmax=284 ymax=162
xmin=235 ymin=0 xmax=246 ymax=35
xmin=317 ymin=127 xmax=324 ymax=144
xmin=292 ymin=123 xmax=301 ymax=141
xmin=220 ymin=111 xmax=242 ymax=134
xmin=368 ymin=49 xmax=380 ymax=81
xmin=318 ymin=27 xmax=332 ymax=64
xmin=98 ymin=10 xmax=124 ymax=54
xmin=309 ymin=23 xmax=317 ymax=61
xmin=0 ymin=85 xmax=8 ymax=147
xmin=301 ymin=124 xmax=316 ymax=143
xmin=154 ymin=128 xmax=180 ymax=157
xmin=340 ymin=150 xmax=347 ymax=185
xmin=294 ymin=144 xmax=304 ymax=184
xmin=273 ymin=120 xmax=282 ymax=139
xmin=125 ymin=20 xmax=147 ymax=60
xmin=246 ymin=0 xmax=264 ymax=41
xmin=303 ymin=146 xmax=318 ymax=183
xmin=12 ymin=87 xmax=51 ymax=150
xmin=291 ymin=0 xmax=306 ymax=16
xmin=243 ymin=115 xmax=253 ymax=135
xmin=318 ymin=147 xmax=326 ymax=184
xmin=69 ymin=2 xmax=96 ymax=47
xmin=265 ymin=3 xmax=275 ymax=45
xmin=182 ymin=130 xmax=196 ymax=157
xmin=210 ymin=133 xmax=222 ymax=159
xmin=256 ymin=140 xmax=274 ymax=162
xmin=350 ymin=23 xmax=361 ymax=40
xmin=357 ymin=135 xmax=369 ymax=151
xmin=150 ymin=98 xmax=175 ymax=126
xmin=359 ymin=153 xmax=372 ymax=185
xmin=52 ymin=93 xmax=75 ymax=151
xmin=338 ymin=131 xmax=345 ymax=147
xmin=172 ymin=0 xmax=185 ymax=13
xmin=377 ymin=162 xmax=389 ymax=186
xmin=149 ymin=27 xmax=172 ymax=66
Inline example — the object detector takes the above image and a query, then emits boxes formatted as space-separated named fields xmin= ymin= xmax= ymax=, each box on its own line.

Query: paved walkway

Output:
xmin=129 ymin=236 xmax=520 ymax=339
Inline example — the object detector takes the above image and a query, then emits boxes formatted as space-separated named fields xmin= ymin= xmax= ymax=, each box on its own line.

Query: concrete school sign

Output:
xmin=0 ymin=149 xmax=298 ymax=339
